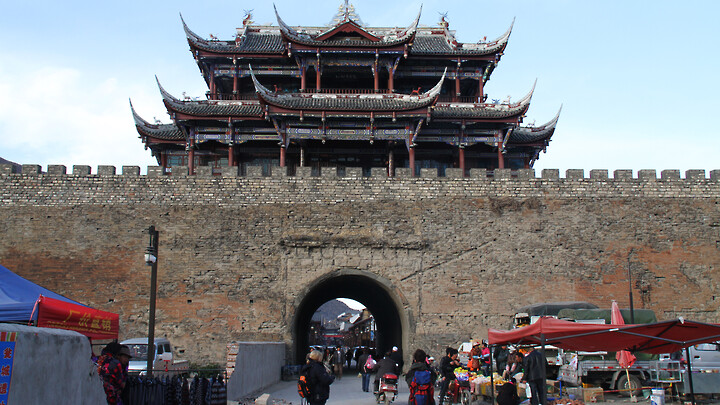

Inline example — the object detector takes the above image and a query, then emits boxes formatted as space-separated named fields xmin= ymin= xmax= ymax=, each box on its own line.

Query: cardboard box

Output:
xmin=583 ymin=387 xmax=604 ymax=403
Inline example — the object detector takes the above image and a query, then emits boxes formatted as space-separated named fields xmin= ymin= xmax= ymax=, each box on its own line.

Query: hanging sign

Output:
xmin=0 ymin=332 xmax=16 ymax=405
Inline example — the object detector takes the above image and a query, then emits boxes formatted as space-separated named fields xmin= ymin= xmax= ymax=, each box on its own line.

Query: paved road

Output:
xmin=241 ymin=371 xmax=413 ymax=405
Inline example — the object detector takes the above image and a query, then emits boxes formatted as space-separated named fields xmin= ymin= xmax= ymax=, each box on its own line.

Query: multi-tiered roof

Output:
xmin=132 ymin=2 xmax=559 ymax=175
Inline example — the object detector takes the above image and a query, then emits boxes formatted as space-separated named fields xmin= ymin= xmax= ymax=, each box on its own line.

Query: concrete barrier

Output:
xmin=227 ymin=342 xmax=285 ymax=401
xmin=0 ymin=324 xmax=105 ymax=404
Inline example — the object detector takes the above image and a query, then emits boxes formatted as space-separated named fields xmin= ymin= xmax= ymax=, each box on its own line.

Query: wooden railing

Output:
xmin=205 ymin=93 xmax=259 ymax=101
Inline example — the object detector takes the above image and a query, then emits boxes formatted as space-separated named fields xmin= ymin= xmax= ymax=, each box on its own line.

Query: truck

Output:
xmin=512 ymin=302 xmax=598 ymax=379
xmin=121 ymin=337 xmax=190 ymax=376
xmin=556 ymin=308 xmax=659 ymax=396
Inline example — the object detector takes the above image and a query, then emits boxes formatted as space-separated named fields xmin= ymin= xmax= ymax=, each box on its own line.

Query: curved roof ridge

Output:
xmin=488 ymin=17 xmax=514 ymax=47
xmin=129 ymin=99 xmax=151 ymax=127
xmin=513 ymin=78 xmax=536 ymax=107
xmin=181 ymin=13 xmax=210 ymax=47
xmin=156 ymin=76 xmax=181 ymax=104
xmin=397 ymin=5 xmax=422 ymax=39
xmin=424 ymin=67 xmax=446 ymax=99
xmin=249 ymin=65 xmax=275 ymax=96
xmin=274 ymin=4 xmax=303 ymax=39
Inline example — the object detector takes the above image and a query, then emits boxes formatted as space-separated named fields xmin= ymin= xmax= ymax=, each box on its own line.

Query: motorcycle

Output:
xmin=375 ymin=373 xmax=398 ymax=405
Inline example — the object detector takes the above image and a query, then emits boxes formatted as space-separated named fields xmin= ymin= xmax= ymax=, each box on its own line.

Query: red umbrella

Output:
xmin=611 ymin=300 xmax=637 ymax=368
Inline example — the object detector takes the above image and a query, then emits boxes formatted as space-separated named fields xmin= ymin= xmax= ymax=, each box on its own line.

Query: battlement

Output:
xmin=2 ymin=164 xmax=719 ymax=181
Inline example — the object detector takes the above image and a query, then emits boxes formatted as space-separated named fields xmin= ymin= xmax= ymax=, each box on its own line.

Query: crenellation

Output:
xmin=269 ymin=166 xmax=286 ymax=178
xmin=344 ymin=167 xmax=363 ymax=178
xmin=221 ymin=166 xmax=239 ymax=177
xmin=445 ymin=168 xmax=464 ymax=179
xmin=296 ymin=167 xmax=313 ymax=178
xmin=246 ymin=166 xmax=263 ymax=178
xmin=321 ymin=167 xmax=337 ymax=178
xmin=420 ymin=168 xmax=438 ymax=178
xmin=590 ymin=169 xmax=608 ymax=180
xmin=196 ymin=166 xmax=213 ymax=177
xmin=122 ymin=166 xmax=140 ymax=176
xmin=370 ymin=167 xmax=387 ymax=178
xmin=566 ymin=169 xmax=584 ymax=179
xmin=22 ymin=165 xmax=41 ymax=175
xmin=711 ymin=170 xmax=720 ymax=181
xmin=638 ymin=170 xmax=657 ymax=181
xmin=147 ymin=166 xmax=164 ymax=177
xmin=0 ymin=164 xmax=13 ymax=175
xmin=613 ymin=169 xmax=633 ymax=180
xmin=493 ymin=168 xmax=512 ymax=180
xmin=686 ymin=170 xmax=705 ymax=180
xmin=661 ymin=170 xmax=681 ymax=180
xmin=47 ymin=165 xmax=67 ymax=175
xmin=395 ymin=168 xmax=412 ymax=178
xmin=542 ymin=169 xmax=559 ymax=180
xmin=73 ymin=165 xmax=91 ymax=176
xmin=515 ymin=169 xmax=535 ymax=180
xmin=98 ymin=165 xmax=116 ymax=176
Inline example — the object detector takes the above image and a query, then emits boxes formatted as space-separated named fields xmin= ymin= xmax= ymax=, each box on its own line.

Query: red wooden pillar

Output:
xmin=228 ymin=144 xmax=235 ymax=167
xmin=373 ymin=61 xmax=379 ymax=92
xmin=300 ymin=66 xmax=306 ymax=91
xmin=497 ymin=145 xmax=504 ymax=169
xmin=478 ymin=77 xmax=484 ymax=103
xmin=188 ymin=139 xmax=195 ymax=174
xmin=160 ymin=152 xmax=167 ymax=169
xmin=409 ymin=147 xmax=416 ymax=176
xmin=209 ymin=69 xmax=216 ymax=98
xmin=279 ymin=146 xmax=286 ymax=167
xmin=455 ymin=69 xmax=461 ymax=101
xmin=459 ymin=147 xmax=465 ymax=175
xmin=232 ymin=72 xmax=238 ymax=100
xmin=388 ymin=68 xmax=394 ymax=92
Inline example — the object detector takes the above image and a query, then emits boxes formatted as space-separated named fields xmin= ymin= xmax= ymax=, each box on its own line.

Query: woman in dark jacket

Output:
xmin=302 ymin=350 xmax=335 ymax=405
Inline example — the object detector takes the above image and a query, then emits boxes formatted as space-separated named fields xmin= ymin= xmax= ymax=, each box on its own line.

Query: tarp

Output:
xmin=517 ymin=301 xmax=598 ymax=317
xmin=557 ymin=308 xmax=657 ymax=324
xmin=0 ymin=264 xmax=118 ymax=339
xmin=489 ymin=316 xmax=720 ymax=354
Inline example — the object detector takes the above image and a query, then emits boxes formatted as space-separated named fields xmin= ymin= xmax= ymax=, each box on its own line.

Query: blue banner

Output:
xmin=0 ymin=339 xmax=16 ymax=405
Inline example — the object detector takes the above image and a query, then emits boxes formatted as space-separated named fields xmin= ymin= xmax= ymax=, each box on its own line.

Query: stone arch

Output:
xmin=291 ymin=268 xmax=412 ymax=364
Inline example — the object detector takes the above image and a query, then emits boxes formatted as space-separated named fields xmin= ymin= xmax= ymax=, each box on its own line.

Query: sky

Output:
xmin=1 ymin=1 xmax=719 ymax=175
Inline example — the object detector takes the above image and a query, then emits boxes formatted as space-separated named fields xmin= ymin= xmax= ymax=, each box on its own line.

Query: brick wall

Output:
xmin=1 ymin=164 xmax=719 ymax=364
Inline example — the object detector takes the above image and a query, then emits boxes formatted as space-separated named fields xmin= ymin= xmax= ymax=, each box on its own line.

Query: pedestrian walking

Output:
xmin=357 ymin=348 xmax=373 ymax=392
xmin=301 ymin=350 xmax=335 ymax=405
xmin=522 ymin=347 xmax=546 ymax=405
xmin=406 ymin=349 xmax=436 ymax=405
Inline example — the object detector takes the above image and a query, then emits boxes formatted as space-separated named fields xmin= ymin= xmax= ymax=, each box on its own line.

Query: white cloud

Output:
xmin=0 ymin=56 xmax=160 ymax=172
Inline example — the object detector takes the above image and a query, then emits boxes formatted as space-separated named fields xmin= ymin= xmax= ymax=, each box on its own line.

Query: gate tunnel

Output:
xmin=292 ymin=271 xmax=408 ymax=364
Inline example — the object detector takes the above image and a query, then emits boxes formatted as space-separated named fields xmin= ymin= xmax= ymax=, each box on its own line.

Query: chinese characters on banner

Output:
xmin=0 ymin=332 xmax=16 ymax=405
xmin=36 ymin=296 xmax=119 ymax=340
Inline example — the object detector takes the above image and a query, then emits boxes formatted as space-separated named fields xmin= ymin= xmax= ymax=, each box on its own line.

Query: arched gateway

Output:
xmin=291 ymin=269 xmax=412 ymax=364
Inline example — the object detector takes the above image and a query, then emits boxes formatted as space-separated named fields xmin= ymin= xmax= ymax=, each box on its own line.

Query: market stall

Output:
xmin=0 ymin=264 xmax=118 ymax=340
xmin=489 ymin=316 xmax=720 ymax=405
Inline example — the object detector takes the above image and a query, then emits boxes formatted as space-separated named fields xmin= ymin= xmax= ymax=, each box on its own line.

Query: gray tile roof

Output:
xmin=182 ymin=15 xmax=284 ymax=54
xmin=509 ymin=106 xmax=561 ymax=144
xmin=274 ymin=4 xmax=420 ymax=48
xmin=156 ymin=78 xmax=264 ymax=117
xmin=251 ymin=66 xmax=446 ymax=112
xmin=130 ymin=100 xmax=184 ymax=140
xmin=431 ymin=80 xmax=534 ymax=120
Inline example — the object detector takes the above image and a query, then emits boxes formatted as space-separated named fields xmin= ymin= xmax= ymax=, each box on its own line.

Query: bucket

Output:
xmin=650 ymin=388 xmax=665 ymax=405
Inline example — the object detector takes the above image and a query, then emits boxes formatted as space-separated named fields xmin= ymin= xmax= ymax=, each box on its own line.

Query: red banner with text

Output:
xmin=37 ymin=296 xmax=119 ymax=340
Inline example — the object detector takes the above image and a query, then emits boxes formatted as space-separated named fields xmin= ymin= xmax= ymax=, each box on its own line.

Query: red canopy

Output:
xmin=489 ymin=317 xmax=720 ymax=354
xmin=37 ymin=296 xmax=119 ymax=340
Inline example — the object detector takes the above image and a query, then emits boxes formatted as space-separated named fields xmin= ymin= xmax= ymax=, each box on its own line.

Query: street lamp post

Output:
xmin=144 ymin=226 xmax=159 ymax=378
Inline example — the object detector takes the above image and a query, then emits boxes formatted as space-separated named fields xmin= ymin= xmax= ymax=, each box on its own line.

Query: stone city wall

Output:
xmin=1 ymin=164 xmax=719 ymax=364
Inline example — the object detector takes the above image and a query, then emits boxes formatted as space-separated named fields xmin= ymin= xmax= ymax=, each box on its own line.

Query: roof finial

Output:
xmin=243 ymin=9 xmax=254 ymax=27
xmin=344 ymin=0 xmax=350 ymax=21
xmin=438 ymin=11 xmax=449 ymax=29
